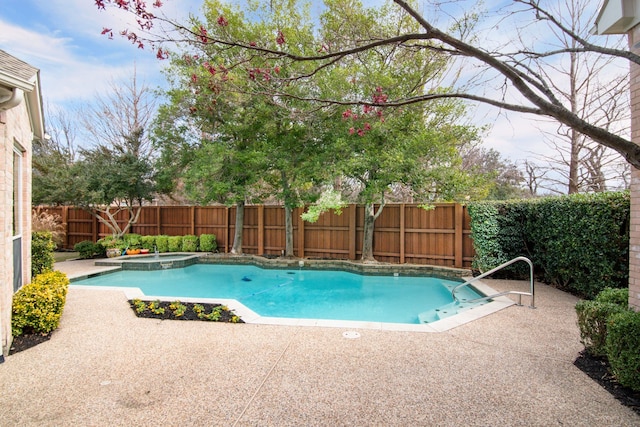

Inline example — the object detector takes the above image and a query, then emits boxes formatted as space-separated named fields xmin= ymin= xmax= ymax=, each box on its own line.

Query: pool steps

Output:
xmin=418 ymin=301 xmax=478 ymax=323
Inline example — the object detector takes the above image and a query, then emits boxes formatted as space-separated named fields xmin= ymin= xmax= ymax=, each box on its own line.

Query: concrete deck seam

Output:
xmin=448 ymin=330 xmax=577 ymax=363
xmin=232 ymin=330 xmax=299 ymax=426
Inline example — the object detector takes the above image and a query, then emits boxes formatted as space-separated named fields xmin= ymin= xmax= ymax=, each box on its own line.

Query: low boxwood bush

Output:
xmin=575 ymin=300 xmax=629 ymax=357
xmin=12 ymin=271 xmax=70 ymax=336
xmin=199 ymin=234 xmax=217 ymax=252
xmin=123 ymin=233 xmax=142 ymax=249
xmin=595 ymin=287 xmax=629 ymax=306
xmin=167 ymin=236 xmax=183 ymax=252
xmin=73 ymin=240 xmax=105 ymax=259
xmin=32 ymin=231 xmax=55 ymax=276
xmin=155 ymin=235 xmax=169 ymax=253
xmin=140 ymin=235 xmax=156 ymax=251
xmin=98 ymin=235 xmax=125 ymax=250
xmin=182 ymin=235 xmax=198 ymax=252
xmin=606 ymin=310 xmax=640 ymax=391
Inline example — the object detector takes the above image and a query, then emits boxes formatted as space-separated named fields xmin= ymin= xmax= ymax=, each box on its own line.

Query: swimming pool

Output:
xmin=72 ymin=264 xmax=491 ymax=325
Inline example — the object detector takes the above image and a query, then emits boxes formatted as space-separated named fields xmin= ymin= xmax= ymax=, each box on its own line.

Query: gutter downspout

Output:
xmin=0 ymin=87 xmax=24 ymax=111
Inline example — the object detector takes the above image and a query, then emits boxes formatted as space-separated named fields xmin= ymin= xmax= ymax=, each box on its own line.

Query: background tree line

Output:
xmin=35 ymin=0 xmax=630 ymax=262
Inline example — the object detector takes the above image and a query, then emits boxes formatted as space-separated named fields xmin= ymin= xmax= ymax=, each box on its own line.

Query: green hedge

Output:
xmin=468 ymin=192 xmax=629 ymax=298
xmin=12 ymin=271 xmax=70 ymax=336
xmin=32 ymin=231 xmax=55 ymax=276
xmin=94 ymin=234 xmax=216 ymax=254
xmin=606 ymin=310 xmax=640 ymax=391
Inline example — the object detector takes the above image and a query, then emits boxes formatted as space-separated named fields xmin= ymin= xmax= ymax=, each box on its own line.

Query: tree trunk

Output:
xmin=284 ymin=205 xmax=294 ymax=257
xmin=568 ymin=49 xmax=580 ymax=194
xmin=361 ymin=202 xmax=377 ymax=262
xmin=231 ymin=200 xmax=244 ymax=254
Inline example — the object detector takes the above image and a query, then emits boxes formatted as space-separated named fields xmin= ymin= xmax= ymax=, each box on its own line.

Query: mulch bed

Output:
xmin=9 ymin=332 xmax=52 ymax=355
xmin=7 ymin=302 xmax=242 ymax=357
xmin=573 ymin=350 xmax=640 ymax=415
xmin=129 ymin=300 xmax=244 ymax=323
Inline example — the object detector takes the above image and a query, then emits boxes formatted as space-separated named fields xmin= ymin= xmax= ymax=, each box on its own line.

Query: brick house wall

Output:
xmin=0 ymin=50 xmax=42 ymax=357
xmin=0 ymin=107 xmax=34 ymax=355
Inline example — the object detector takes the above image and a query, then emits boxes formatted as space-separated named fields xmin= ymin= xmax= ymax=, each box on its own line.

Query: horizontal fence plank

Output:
xmin=43 ymin=203 xmax=474 ymax=268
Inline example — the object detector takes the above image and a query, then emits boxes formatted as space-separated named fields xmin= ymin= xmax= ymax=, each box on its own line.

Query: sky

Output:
xmin=0 ymin=0 xmax=628 ymax=181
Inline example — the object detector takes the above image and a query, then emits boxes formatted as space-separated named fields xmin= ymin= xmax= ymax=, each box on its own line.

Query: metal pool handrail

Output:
xmin=451 ymin=256 xmax=535 ymax=308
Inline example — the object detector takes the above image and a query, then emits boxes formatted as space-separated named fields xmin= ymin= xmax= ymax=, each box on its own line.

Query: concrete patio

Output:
xmin=0 ymin=259 xmax=638 ymax=426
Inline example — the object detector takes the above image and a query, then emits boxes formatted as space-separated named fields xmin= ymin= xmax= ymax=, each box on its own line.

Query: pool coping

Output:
xmin=66 ymin=255 xmax=518 ymax=332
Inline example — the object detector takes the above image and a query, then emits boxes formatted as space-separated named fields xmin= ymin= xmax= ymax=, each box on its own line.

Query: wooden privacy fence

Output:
xmin=43 ymin=203 xmax=475 ymax=268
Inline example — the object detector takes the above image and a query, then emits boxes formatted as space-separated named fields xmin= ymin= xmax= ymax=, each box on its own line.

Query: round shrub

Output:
xmin=32 ymin=231 xmax=55 ymax=277
xmin=155 ymin=235 xmax=169 ymax=253
xmin=182 ymin=235 xmax=198 ymax=252
xmin=595 ymin=287 xmax=629 ymax=307
xmin=167 ymin=236 xmax=183 ymax=252
xmin=98 ymin=235 xmax=125 ymax=250
xmin=199 ymin=234 xmax=217 ymax=252
xmin=74 ymin=240 xmax=104 ymax=259
xmin=123 ymin=233 xmax=142 ymax=248
xmin=575 ymin=300 xmax=628 ymax=357
xmin=12 ymin=271 xmax=70 ymax=336
xmin=606 ymin=310 xmax=640 ymax=391
xmin=140 ymin=235 xmax=156 ymax=250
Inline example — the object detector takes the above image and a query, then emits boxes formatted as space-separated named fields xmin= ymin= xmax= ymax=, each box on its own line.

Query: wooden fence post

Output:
xmin=191 ymin=206 xmax=196 ymax=235
xmin=62 ymin=206 xmax=69 ymax=249
xmin=156 ymin=206 xmax=161 ymax=236
xmin=349 ymin=204 xmax=357 ymax=260
xmin=258 ymin=205 xmax=265 ymax=255
xmin=92 ymin=213 xmax=99 ymax=243
xmin=297 ymin=208 xmax=305 ymax=258
xmin=455 ymin=203 xmax=463 ymax=268
xmin=400 ymin=203 xmax=406 ymax=264
xmin=225 ymin=206 xmax=230 ymax=253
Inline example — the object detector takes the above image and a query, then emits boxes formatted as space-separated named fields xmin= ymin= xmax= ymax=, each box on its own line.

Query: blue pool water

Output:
xmin=73 ymin=264 xmax=485 ymax=324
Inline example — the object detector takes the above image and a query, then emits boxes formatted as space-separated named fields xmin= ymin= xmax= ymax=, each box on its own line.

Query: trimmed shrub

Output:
xmin=595 ymin=287 xmax=629 ymax=307
xmin=606 ymin=310 xmax=640 ymax=391
xmin=74 ymin=240 xmax=104 ymax=259
xmin=140 ymin=235 xmax=156 ymax=251
xmin=12 ymin=271 xmax=70 ymax=336
xmin=182 ymin=235 xmax=198 ymax=252
xmin=155 ymin=235 xmax=169 ymax=253
xmin=32 ymin=231 xmax=55 ymax=276
xmin=167 ymin=236 xmax=183 ymax=252
xmin=98 ymin=235 xmax=125 ymax=250
xmin=123 ymin=233 xmax=142 ymax=249
xmin=575 ymin=300 xmax=629 ymax=357
xmin=199 ymin=234 xmax=217 ymax=252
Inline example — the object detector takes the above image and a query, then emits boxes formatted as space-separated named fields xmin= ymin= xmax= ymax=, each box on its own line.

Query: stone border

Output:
xmin=95 ymin=253 xmax=204 ymax=271
xmin=199 ymin=253 xmax=471 ymax=280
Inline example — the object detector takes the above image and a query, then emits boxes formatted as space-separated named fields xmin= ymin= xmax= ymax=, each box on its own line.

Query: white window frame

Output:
xmin=13 ymin=144 xmax=23 ymax=239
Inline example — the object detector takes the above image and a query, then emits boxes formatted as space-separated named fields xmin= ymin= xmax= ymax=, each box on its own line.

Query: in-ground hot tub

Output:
xmin=95 ymin=253 xmax=204 ymax=271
